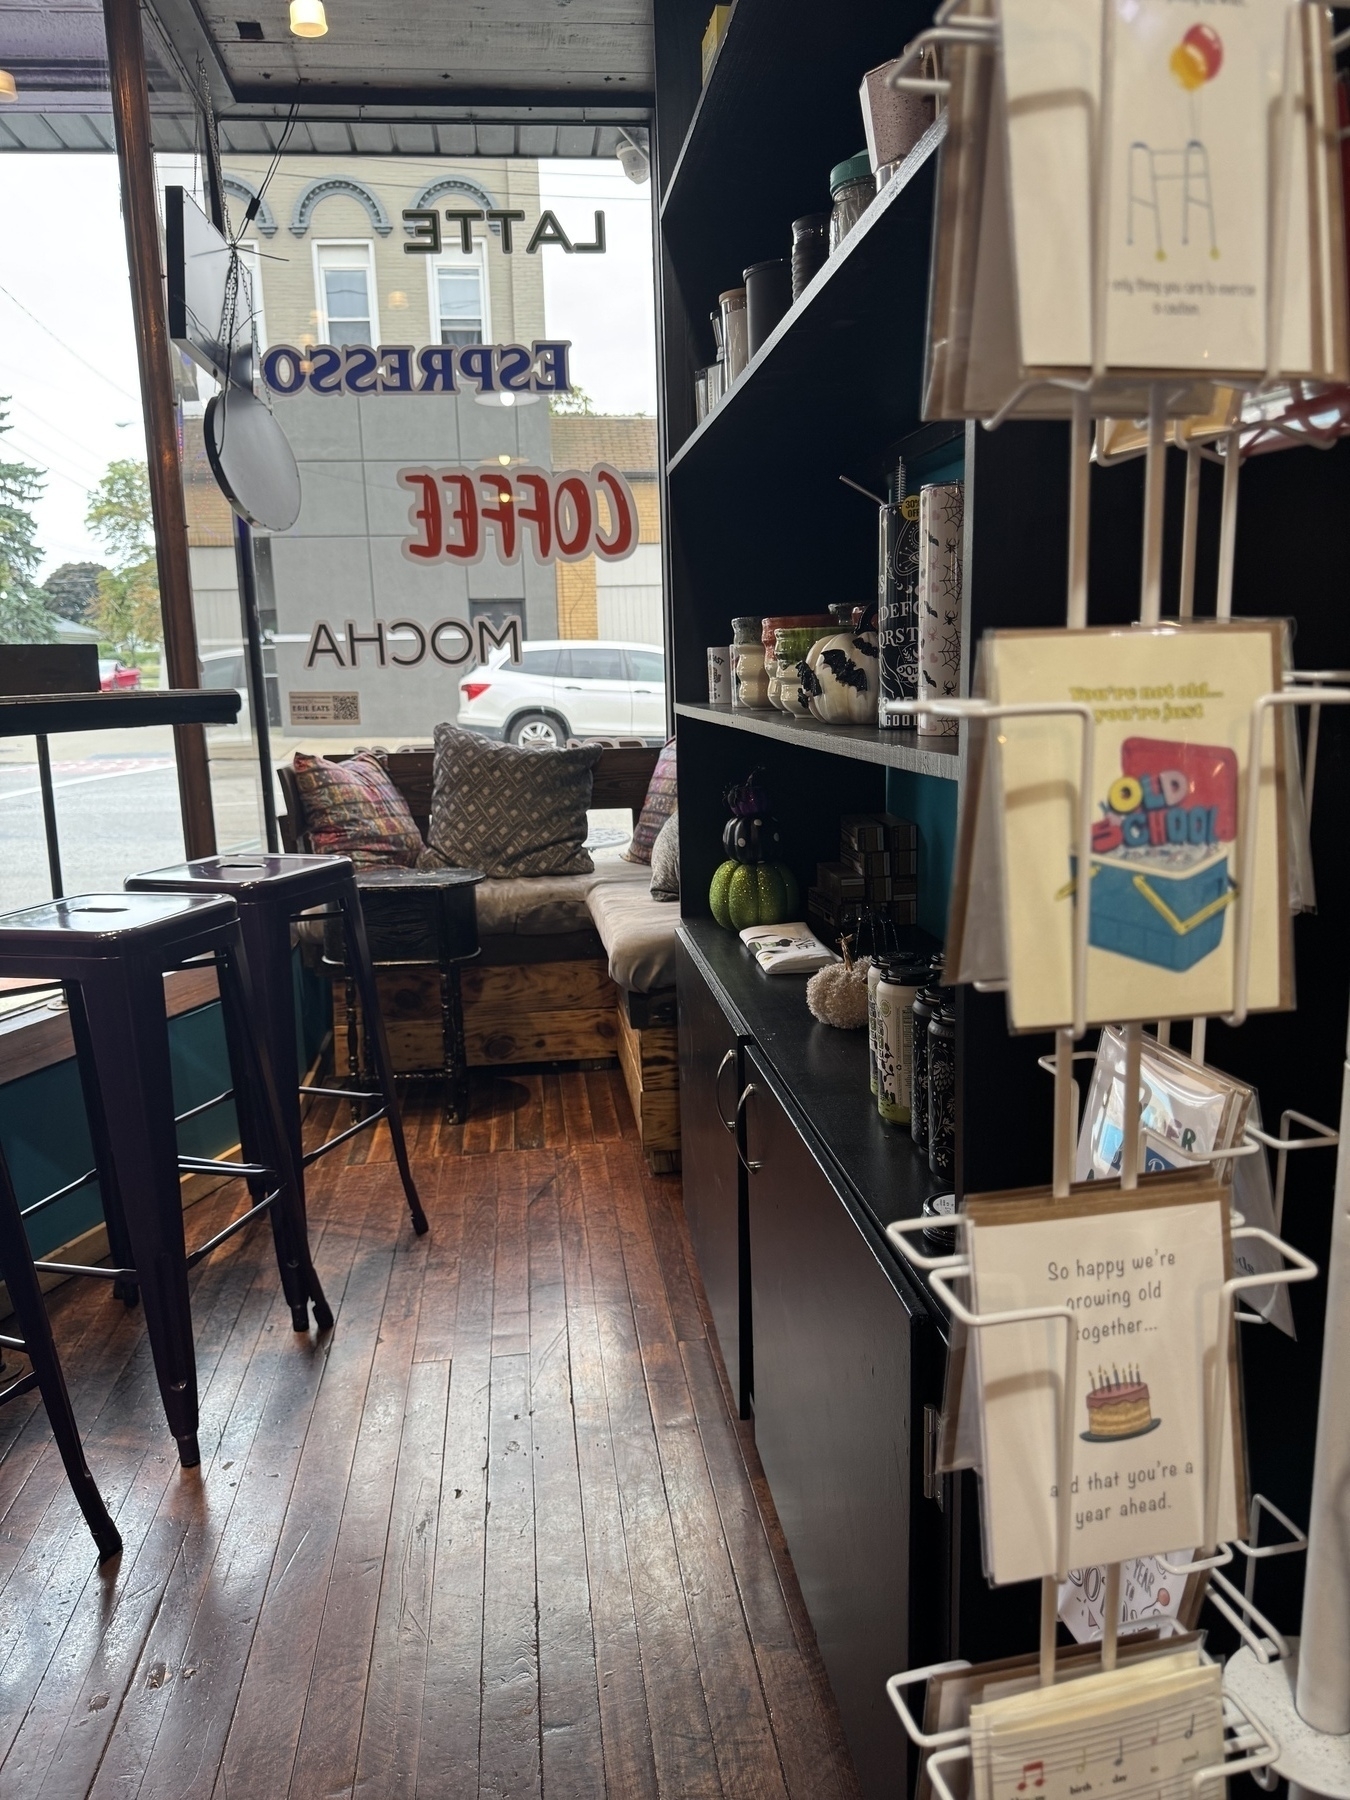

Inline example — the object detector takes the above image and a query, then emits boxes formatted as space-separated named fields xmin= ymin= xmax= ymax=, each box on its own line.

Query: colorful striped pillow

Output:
xmin=291 ymin=752 xmax=424 ymax=868
xmin=623 ymin=738 xmax=677 ymax=866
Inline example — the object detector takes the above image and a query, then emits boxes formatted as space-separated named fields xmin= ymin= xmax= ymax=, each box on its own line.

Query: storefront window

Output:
xmin=0 ymin=151 xmax=187 ymax=914
xmin=211 ymin=151 xmax=662 ymax=767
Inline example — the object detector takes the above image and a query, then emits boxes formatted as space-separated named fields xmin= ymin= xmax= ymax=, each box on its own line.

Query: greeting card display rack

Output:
xmin=870 ymin=4 xmax=1350 ymax=1791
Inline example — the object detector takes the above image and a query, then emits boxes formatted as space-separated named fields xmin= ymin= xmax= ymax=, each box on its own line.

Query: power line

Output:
xmin=0 ymin=283 xmax=140 ymax=404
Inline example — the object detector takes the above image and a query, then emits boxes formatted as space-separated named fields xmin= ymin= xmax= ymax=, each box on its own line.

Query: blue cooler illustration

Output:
xmin=1080 ymin=736 xmax=1238 ymax=973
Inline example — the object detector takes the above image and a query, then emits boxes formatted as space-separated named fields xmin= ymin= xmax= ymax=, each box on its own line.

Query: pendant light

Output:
xmin=289 ymin=0 xmax=328 ymax=37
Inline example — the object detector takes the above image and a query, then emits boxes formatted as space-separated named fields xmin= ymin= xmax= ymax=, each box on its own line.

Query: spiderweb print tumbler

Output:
xmin=918 ymin=483 xmax=963 ymax=739
xmin=878 ymin=460 xmax=920 ymax=728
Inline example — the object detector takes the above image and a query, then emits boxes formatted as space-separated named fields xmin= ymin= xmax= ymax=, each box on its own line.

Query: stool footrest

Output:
xmin=184 ymin=1192 xmax=278 ymax=1265
xmin=1 ymin=1370 xmax=39 ymax=1406
xmin=300 ymin=1083 xmax=382 ymax=1102
xmin=0 ymin=1332 xmax=24 ymax=1351
xmin=303 ymin=1107 xmax=388 ymax=1165
xmin=177 ymin=1156 xmax=273 ymax=1179
xmin=34 ymin=1260 xmax=134 ymax=1281
xmin=175 ymin=1089 xmax=234 ymax=1126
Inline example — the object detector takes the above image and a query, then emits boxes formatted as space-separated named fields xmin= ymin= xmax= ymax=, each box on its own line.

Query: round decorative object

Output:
xmin=710 ymin=859 xmax=799 ymax=930
xmin=806 ymin=950 xmax=869 ymax=1029
xmin=807 ymin=626 xmax=874 ymax=725
xmin=722 ymin=813 xmax=783 ymax=863
xmin=204 ymin=385 xmax=302 ymax=531
xmin=724 ymin=769 xmax=771 ymax=817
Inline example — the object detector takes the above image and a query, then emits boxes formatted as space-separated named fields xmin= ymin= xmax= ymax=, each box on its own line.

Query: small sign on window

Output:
xmin=289 ymin=691 xmax=361 ymax=725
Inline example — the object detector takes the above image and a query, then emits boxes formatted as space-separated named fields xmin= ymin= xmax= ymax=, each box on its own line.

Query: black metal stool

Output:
xmin=0 ymin=891 xmax=332 ymax=1467
xmin=0 ymin=1141 xmax=122 ymax=1563
xmin=126 ymin=855 xmax=428 ymax=1236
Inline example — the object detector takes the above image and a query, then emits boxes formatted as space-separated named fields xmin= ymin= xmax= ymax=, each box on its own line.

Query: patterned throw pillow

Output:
xmin=650 ymin=811 xmax=679 ymax=901
xmin=623 ymin=737 xmax=677 ymax=865
xmin=418 ymin=724 xmax=602 ymax=878
xmin=291 ymin=751 xmax=423 ymax=868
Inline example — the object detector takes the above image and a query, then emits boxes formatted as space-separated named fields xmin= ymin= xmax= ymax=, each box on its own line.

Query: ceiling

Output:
xmin=0 ymin=0 xmax=653 ymax=153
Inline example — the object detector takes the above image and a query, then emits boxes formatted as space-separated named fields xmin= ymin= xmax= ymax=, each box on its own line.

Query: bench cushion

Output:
xmin=586 ymin=874 xmax=680 ymax=994
xmin=475 ymin=851 xmax=649 ymax=937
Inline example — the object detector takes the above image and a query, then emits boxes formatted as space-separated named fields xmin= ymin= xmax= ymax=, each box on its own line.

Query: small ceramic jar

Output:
xmin=731 ymin=615 xmax=762 ymax=647
xmin=734 ymin=642 xmax=771 ymax=707
xmin=759 ymin=613 xmax=833 ymax=653
xmin=774 ymin=626 xmax=835 ymax=716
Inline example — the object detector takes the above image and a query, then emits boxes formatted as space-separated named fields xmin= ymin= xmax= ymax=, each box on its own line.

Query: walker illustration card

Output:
xmin=992 ymin=0 xmax=1345 ymax=385
xmin=981 ymin=622 xmax=1289 ymax=1033
xmin=964 ymin=1181 xmax=1244 ymax=1586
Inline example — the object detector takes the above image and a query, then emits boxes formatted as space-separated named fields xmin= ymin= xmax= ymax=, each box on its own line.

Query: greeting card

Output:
xmin=969 ymin=1652 xmax=1225 ymax=1800
xmin=972 ymin=622 xmax=1290 ymax=1032
xmin=965 ymin=1179 xmax=1244 ymax=1586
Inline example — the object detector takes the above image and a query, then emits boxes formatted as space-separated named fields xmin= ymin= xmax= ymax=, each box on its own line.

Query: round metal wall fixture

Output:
xmin=204 ymin=386 xmax=302 ymax=532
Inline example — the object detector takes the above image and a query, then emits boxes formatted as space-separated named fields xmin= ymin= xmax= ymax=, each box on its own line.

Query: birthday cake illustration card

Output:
xmin=974 ymin=621 xmax=1290 ymax=1032
xmin=964 ymin=1179 xmax=1244 ymax=1586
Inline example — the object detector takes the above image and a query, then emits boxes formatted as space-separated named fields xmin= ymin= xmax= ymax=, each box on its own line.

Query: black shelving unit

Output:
xmin=653 ymin=1 xmax=1350 ymax=1791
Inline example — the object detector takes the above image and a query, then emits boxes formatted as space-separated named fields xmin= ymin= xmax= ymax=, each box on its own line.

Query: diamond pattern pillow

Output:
xmin=419 ymin=724 xmax=602 ymax=878
xmin=623 ymin=737 xmax=677 ymax=865
xmin=291 ymin=751 xmax=423 ymax=868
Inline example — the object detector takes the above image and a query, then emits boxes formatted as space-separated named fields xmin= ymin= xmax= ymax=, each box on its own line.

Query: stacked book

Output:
xmin=807 ymin=813 xmax=918 ymax=939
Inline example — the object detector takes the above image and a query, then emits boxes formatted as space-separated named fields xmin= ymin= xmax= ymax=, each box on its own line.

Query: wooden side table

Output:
xmin=326 ymin=867 xmax=483 ymax=1123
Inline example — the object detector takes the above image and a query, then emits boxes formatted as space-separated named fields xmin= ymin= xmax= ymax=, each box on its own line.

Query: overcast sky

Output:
xmin=0 ymin=153 xmax=656 ymax=580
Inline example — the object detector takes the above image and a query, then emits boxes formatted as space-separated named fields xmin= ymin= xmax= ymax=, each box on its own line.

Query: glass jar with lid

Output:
xmin=828 ymin=152 xmax=876 ymax=252
xmin=718 ymin=287 xmax=749 ymax=383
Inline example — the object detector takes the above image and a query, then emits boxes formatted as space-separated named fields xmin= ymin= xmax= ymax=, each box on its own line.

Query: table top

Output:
xmin=0 ymin=690 xmax=242 ymax=735
xmin=355 ymin=866 xmax=484 ymax=890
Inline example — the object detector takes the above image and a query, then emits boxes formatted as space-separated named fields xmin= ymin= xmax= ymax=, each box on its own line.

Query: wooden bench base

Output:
xmin=332 ymin=956 xmax=679 ymax=1169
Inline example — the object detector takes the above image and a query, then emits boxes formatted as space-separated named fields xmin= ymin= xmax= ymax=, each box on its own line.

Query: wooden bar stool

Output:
xmin=0 ymin=1141 xmax=122 ymax=1563
xmin=0 ymin=892 xmax=332 ymax=1468
xmin=126 ymin=855 xmax=428 ymax=1236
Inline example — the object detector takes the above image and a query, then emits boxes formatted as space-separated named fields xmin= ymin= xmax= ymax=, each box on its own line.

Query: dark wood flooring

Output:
xmin=0 ymin=1069 xmax=861 ymax=1800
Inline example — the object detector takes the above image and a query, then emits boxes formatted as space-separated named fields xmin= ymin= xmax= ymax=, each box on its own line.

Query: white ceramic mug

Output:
xmin=707 ymin=645 xmax=729 ymax=704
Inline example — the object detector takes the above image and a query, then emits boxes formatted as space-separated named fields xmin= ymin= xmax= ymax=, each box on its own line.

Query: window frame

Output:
xmin=312 ymin=238 xmax=380 ymax=345
xmin=237 ymin=241 xmax=268 ymax=354
xmin=425 ymin=238 xmax=491 ymax=347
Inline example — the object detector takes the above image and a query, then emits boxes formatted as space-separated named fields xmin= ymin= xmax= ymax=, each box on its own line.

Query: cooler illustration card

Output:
xmin=964 ymin=1182 xmax=1243 ymax=1586
xmin=981 ymin=622 xmax=1288 ymax=1032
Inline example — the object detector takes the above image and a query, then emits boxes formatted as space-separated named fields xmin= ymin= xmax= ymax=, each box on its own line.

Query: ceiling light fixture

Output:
xmin=616 ymin=127 xmax=650 ymax=185
xmin=289 ymin=0 xmax=328 ymax=37
xmin=0 ymin=69 xmax=17 ymax=102
xmin=473 ymin=389 xmax=540 ymax=409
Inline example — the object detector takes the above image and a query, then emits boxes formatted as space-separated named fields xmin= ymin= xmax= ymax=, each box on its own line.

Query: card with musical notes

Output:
xmin=969 ymin=1652 xmax=1224 ymax=1800
xmin=965 ymin=1178 xmax=1245 ymax=1585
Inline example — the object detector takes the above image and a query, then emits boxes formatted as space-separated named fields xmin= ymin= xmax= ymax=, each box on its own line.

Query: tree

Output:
xmin=0 ymin=401 xmax=56 ymax=643
xmin=42 ymin=561 xmax=107 ymax=623
xmin=90 ymin=559 xmax=162 ymax=663
xmin=86 ymin=459 xmax=155 ymax=564
xmin=86 ymin=460 xmax=160 ymax=663
xmin=548 ymin=385 xmax=597 ymax=416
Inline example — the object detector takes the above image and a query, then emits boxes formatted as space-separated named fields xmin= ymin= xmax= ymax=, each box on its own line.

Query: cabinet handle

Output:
xmin=714 ymin=1048 xmax=736 ymax=1132
xmin=735 ymin=1083 xmax=762 ymax=1172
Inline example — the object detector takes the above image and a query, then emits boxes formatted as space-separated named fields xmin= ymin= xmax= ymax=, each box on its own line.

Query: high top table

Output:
xmin=0 ymin=690 xmax=242 ymax=898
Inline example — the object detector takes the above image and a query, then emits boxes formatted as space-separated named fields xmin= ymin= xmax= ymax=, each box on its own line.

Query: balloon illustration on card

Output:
xmin=1170 ymin=24 xmax=1223 ymax=92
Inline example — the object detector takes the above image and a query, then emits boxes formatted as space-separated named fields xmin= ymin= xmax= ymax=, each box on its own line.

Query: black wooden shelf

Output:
xmin=674 ymin=701 xmax=960 ymax=778
xmin=677 ymin=918 xmax=946 ymax=1254
xmin=666 ymin=114 xmax=945 ymax=483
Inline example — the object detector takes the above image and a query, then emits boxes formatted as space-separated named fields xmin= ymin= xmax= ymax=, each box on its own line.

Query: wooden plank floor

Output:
xmin=0 ymin=1069 xmax=862 ymax=1800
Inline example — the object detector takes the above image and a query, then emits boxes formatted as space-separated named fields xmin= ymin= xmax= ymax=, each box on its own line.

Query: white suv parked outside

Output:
xmin=457 ymin=640 xmax=666 ymax=747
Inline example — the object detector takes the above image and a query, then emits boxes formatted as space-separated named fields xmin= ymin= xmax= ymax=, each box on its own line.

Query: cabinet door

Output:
xmin=743 ymin=1047 xmax=913 ymax=1800
xmin=676 ymin=936 xmax=750 ymax=1415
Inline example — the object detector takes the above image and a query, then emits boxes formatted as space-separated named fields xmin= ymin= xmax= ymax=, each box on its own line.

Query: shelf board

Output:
xmin=675 ymin=701 xmax=960 ymax=779
xmin=666 ymin=113 xmax=945 ymax=482
xmin=677 ymin=918 xmax=946 ymax=1289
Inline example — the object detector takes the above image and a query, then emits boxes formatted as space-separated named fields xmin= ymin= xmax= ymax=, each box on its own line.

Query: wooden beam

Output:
xmin=103 ymin=0 xmax=217 ymax=858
